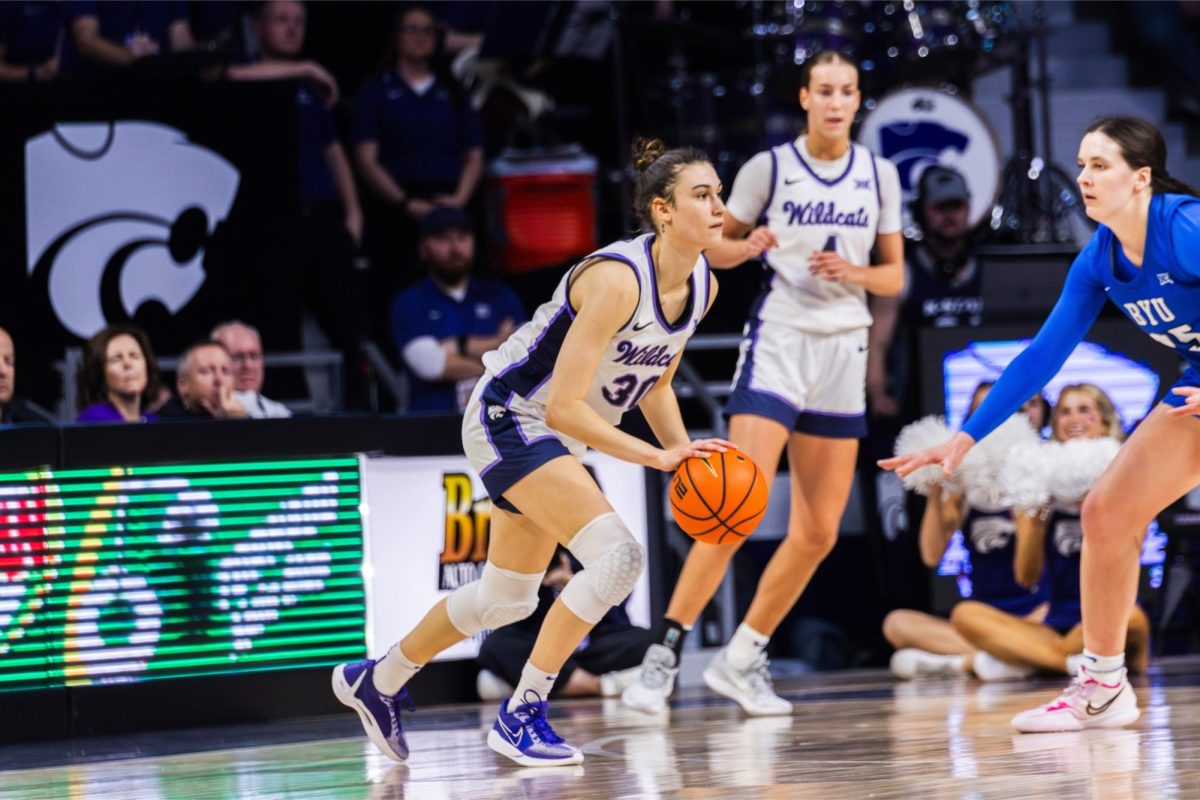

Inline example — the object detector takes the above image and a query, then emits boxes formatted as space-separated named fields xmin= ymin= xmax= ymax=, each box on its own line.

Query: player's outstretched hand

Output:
xmin=877 ymin=431 xmax=975 ymax=478
xmin=657 ymin=438 xmax=735 ymax=472
xmin=1167 ymin=386 xmax=1200 ymax=418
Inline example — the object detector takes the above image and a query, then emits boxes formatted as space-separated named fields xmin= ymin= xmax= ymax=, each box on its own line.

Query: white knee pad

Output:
xmin=559 ymin=512 xmax=645 ymax=624
xmin=445 ymin=561 xmax=542 ymax=636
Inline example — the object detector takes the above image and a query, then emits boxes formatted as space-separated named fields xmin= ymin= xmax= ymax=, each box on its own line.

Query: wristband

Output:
xmin=457 ymin=335 xmax=468 ymax=356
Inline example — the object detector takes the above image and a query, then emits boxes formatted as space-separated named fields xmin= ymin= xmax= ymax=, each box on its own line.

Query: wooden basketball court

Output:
xmin=4 ymin=658 xmax=1200 ymax=799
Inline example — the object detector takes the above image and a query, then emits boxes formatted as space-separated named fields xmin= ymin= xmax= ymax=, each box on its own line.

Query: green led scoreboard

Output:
xmin=0 ymin=457 xmax=367 ymax=692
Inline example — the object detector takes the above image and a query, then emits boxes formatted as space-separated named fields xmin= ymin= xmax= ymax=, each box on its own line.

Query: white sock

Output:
xmin=726 ymin=622 xmax=770 ymax=671
xmin=1081 ymin=649 xmax=1125 ymax=679
xmin=373 ymin=642 xmax=422 ymax=695
xmin=507 ymin=661 xmax=557 ymax=712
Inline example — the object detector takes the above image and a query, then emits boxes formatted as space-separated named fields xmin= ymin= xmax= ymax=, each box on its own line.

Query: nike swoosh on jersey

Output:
xmin=632 ymin=321 xmax=654 ymax=332
xmin=784 ymin=176 xmax=805 ymax=185
xmin=1085 ymin=684 xmax=1124 ymax=715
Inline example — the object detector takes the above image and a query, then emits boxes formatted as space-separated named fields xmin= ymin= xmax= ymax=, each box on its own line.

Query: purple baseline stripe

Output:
xmin=789 ymin=138 xmax=857 ymax=188
xmin=644 ymin=235 xmax=693 ymax=333
xmin=732 ymin=271 xmax=775 ymax=393
xmin=477 ymin=379 xmax=502 ymax=476
xmin=869 ymin=150 xmax=882 ymax=208
xmin=757 ymin=388 xmax=803 ymax=414
xmin=528 ymin=370 xmax=554 ymax=398
xmin=584 ymin=252 xmax=642 ymax=331
xmin=761 ymin=148 xmax=778 ymax=223
xmin=725 ymin=389 xmax=798 ymax=429
xmin=802 ymin=407 xmax=867 ymax=419
xmin=496 ymin=304 xmax=568 ymax=383
xmin=795 ymin=409 xmax=866 ymax=438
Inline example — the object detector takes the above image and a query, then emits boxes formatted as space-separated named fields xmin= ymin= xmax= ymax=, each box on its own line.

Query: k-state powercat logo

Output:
xmin=25 ymin=121 xmax=240 ymax=339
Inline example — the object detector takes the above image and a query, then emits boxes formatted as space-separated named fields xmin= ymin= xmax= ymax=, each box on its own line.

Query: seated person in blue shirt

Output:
xmin=391 ymin=207 xmax=525 ymax=413
xmin=0 ymin=327 xmax=55 ymax=425
xmin=0 ymin=2 xmax=62 ymax=82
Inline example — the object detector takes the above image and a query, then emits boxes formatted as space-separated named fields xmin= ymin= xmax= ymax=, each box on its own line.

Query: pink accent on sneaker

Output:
xmin=1011 ymin=668 xmax=1139 ymax=733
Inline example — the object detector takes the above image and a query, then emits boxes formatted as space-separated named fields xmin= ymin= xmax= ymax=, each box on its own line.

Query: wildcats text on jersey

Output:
xmin=613 ymin=341 xmax=676 ymax=367
xmin=782 ymin=199 xmax=870 ymax=228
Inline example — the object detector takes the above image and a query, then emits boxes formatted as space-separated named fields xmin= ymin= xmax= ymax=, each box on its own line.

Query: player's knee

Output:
xmin=949 ymin=601 xmax=984 ymax=635
xmin=788 ymin=522 xmax=839 ymax=559
xmin=446 ymin=561 xmax=542 ymax=636
xmin=882 ymin=610 xmax=908 ymax=648
xmin=559 ymin=512 xmax=645 ymax=624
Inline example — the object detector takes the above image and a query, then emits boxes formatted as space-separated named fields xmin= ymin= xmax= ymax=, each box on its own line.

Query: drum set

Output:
xmin=622 ymin=1 xmax=1085 ymax=244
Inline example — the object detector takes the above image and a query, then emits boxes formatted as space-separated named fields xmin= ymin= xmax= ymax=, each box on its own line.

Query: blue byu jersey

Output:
xmin=965 ymin=193 xmax=1200 ymax=441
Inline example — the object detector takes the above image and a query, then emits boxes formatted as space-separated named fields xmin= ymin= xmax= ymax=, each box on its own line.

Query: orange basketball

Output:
xmin=668 ymin=449 xmax=768 ymax=545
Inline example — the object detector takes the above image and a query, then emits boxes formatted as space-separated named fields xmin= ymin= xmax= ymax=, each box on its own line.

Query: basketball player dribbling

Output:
xmin=625 ymin=51 xmax=905 ymax=716
xmin=333 ymin=139 xmax=732 ymax=765
xmin=883 ymin=116 xmax=1200 ymax=732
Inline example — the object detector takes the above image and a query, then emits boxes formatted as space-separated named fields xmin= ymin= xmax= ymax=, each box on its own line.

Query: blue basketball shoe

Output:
xmin=332 ymin=659 xmax=416 ymax=762
xmin=487 ymin=694 xmax=583 ymax=766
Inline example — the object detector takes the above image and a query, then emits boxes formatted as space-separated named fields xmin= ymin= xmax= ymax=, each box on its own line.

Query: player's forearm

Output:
xmin=861 ymin=261 xmax=904 ymax=296
xmin=638 ymin=387 xmax=691 ymax=451
xmin=545 ymin=399 xmax=663 ymax=468
xmin=704 ymin=236 xmax=756 ymax=269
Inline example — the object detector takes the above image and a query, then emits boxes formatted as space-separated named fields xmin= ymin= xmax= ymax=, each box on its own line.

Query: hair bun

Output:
xmin=632 ymin=137 xmax=667 ymax=173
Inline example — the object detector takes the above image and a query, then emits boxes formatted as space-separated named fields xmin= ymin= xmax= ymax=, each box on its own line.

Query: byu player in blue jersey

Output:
xmin=332 ymin=139 xmax=732 ymax=765
xmin=624 ymin=51 xmax=904 ymax=716
xmin=882 ymin=116 xmax=1200 ymax=732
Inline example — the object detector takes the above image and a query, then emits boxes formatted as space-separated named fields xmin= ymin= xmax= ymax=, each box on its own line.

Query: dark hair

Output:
xmin=630 ymin=137 xmax=710 ymax=232
xmin=800 ymin=50 xmax=859 ymax=90
xmin=1085 ymin=116 xmax=1199 ymax=197
xmin=380 ymin=4 xmax=468 ymax=113
xmin=78 ymin=325 xmax=161 ymax=409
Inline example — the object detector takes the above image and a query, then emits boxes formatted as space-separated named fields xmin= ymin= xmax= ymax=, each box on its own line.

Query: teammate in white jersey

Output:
xmin=333 ymin=138 xmax=731 ymax=766
xmin=624 ymin=51 xmax=904 ymax=716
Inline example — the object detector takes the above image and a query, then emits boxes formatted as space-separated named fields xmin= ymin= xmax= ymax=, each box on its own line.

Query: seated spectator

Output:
xmin=355 ymin=3 xmax=484 ymax=334
xmin=211 ymin=321 xmax=292 ymax=419
xmin=159 ymin=341 xmax=247 ymax=419
xmin=476 ymin=548 xmax=653 ymax=702
xmin=0 ymin=2 xmax=62 ymax=82
xmin=64 ymin=1 xmax=195 ymax=73
xmin=391 ymin=207 xmax=525 ymax=412
xmin=885 ymin=382 xmax=1049 ymax=681
xmin=0 ymin=326 xmax=55 ymax=424
xmin=76 ymin=325 xmax=162 ymax=423
xmin=950 ymin=384 xmax=1151 ymax=678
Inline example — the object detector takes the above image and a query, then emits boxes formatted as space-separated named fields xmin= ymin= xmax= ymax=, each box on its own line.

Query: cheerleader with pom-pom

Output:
xmin=885 ymin=381 xmax=1051 ymax=681
xmin=951 ymin=384 xmax=1151 ymax=678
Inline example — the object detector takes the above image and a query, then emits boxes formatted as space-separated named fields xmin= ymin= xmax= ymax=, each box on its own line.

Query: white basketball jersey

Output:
xmin=757 ymin=139 xmax=884 ymax=333
xmin=482 ymin=234 xmax=709 ymax=425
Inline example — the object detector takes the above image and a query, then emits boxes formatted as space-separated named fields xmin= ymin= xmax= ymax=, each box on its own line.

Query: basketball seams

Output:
xmin=674 ymin=453 xmax=764 ymax=545
xmin=684 ymin=458 xmax=725 ymax=521
xmin=714 ymin=455 xmax=760 ymax=533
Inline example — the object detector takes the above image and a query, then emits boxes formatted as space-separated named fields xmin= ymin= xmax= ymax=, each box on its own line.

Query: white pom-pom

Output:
xmin=1045 ymin=437 xmax=1122 ymax=504
xmin=894 ymin=415 xmax=952 ymax=495
xmin=954 ymin=415 xmax=1041 ymax=509
xmin=997 ymin=440 xmax=1053 ymax=512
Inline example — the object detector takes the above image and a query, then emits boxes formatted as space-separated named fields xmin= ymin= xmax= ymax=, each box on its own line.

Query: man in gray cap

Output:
xmin=867 ymin=164 xmax=983 ymax=417
xmin=389 ymin=207 xmax=526 ymax=413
